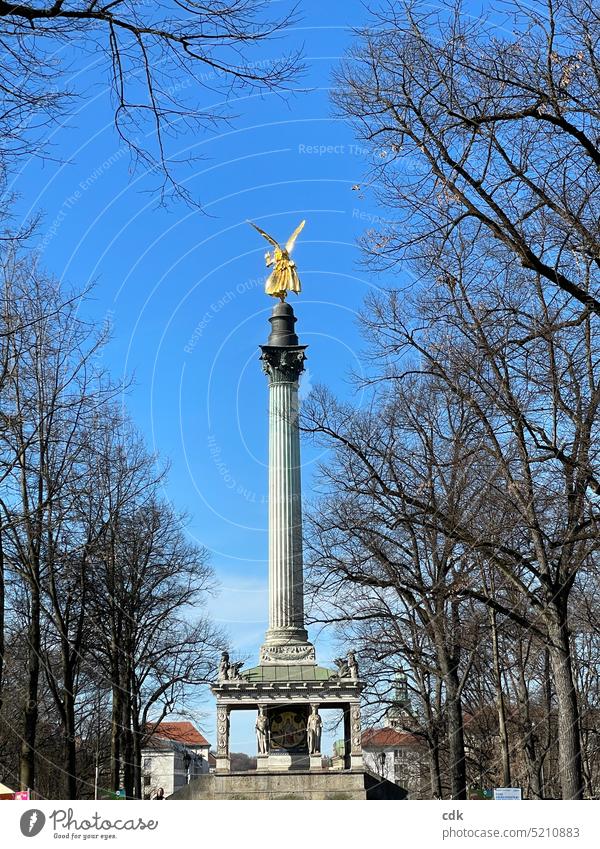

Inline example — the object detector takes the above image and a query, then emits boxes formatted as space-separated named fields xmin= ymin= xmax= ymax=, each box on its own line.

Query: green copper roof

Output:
xmin=242 ymin=665 xmax=335 ymax=683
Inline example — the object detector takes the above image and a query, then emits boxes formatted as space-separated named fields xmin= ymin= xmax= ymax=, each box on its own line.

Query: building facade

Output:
xmin=142 ymin=721 xmax=211 ymax=799
xmin=362 ymin=727 xmax=428 ymax=797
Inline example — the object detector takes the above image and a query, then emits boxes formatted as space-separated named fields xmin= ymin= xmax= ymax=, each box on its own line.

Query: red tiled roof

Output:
xmin=362 ymin=727 xmax=422 ymax=748
xmin=148 ymin=721 xmax=209 ymax=747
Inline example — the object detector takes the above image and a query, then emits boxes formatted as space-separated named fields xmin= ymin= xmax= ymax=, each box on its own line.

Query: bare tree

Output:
xmin=38 ymin=407 xmax=139 ymax=799
xmin=329 ymin=0 xmax=600 ymax=799
xmin=84 ymin=434 xmax=221 ymax=798
xmin=334 ymin=0 xmax=600 ymax=313
xmin=304 ymin=381 xmax=487 ymax=798
xmin=0 ymin=259 xmax=115 ymax=792
xmin=303 ymin=231 xmax=600 ymax=798
xmin=0 ymin=260 xmax=222 ymax=797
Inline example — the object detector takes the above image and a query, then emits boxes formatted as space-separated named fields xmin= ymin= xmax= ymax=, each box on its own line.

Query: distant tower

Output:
xmin=387 ymin=668 xmax=410 ymax=729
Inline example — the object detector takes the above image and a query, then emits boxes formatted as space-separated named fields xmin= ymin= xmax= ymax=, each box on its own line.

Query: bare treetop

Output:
xmin=0 ymin=0 xmax=302 ymax=201
xmin=334 ymin=0 xmax=600 ymax=314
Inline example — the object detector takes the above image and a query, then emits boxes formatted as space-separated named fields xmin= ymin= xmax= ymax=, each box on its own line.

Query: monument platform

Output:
xmin=168 ymin=769 xmax=407 ymax=800
xmin=212 ymin=663 xmax=364 ymax=773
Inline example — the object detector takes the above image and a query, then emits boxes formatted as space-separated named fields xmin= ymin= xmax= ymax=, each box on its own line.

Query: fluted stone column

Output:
xmin=259 ymin=302 xmax=315 ymax=665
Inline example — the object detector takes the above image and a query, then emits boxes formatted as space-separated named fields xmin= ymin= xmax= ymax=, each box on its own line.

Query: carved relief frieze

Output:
xmin=216 ymin=705 xmax=229 ymax=755
xmin=351 ymin=704 xmax=362 ymax=753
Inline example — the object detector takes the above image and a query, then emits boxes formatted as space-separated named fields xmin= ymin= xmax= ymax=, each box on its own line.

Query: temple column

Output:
xmin=215 ymin=704 xmax=231 ymax=773
xmin=350 ymin=701 xmax=364 ymax=769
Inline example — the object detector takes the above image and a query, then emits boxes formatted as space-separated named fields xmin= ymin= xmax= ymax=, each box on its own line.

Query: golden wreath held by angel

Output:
xmin=249 ymin=219 xmax=306 ymax=301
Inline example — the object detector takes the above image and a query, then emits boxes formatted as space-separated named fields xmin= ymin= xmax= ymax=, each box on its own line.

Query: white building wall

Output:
xmin=143 ymin=751 xmax=176 ymax=798
xmin=364 ymin=746 xmax=422 ymax=796
xmin=364 ymin=748 xmax=396 ymax=784
xmin=142 ymin=743 xmax=210 ymax=798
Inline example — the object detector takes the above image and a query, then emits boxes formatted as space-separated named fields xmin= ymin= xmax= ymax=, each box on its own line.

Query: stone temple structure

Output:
xmin=170 ymin=301 xmax=404 ymax=800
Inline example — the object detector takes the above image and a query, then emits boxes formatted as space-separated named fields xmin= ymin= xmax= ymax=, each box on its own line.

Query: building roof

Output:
xmin=362 ymin=727 xmax=423 ymax=749
xmin=148 ymin=721 xmax=209 ymax=747
xmin=242 ymin=665 xmax=335 ymax=682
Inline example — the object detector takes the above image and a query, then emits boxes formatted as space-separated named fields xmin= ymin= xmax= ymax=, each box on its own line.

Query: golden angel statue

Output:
xmin=249 ymin=219 xmax=305 ymax=301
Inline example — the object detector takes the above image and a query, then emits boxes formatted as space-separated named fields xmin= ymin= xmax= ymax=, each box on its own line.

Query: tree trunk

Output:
xmin=446 ymin=694 xmax=466 ymax=797
xmin=0 ymin=528 xmax=4 ymax=715
xmin=20 ymin=582 xmax=40 ymax=791
xmin=110 ymin=673 xmax=122 ymax=793
xmin=121 ymin=658 xmax=134 ymax=798
xmin=440 ymin=654 xmax=466 ymax=799
xmin=546 ymin=610 xmax=584 ymax=799
xmin=122 ymin=701 xmax=133 ymax=799
xmin=490 ymin=610 xmax=511 ymax=786
xmin=427 ymin=734 xmax=443 ymax=798
xmin=62 ymin=654 xmax=78 ymax=799
xmin=432 ymin=604 xmax=467 ymax=799
xmin=132 ymin=713 xmax=142 ymax=800
xmin=515 ymin=657 xmax=543 ymax=799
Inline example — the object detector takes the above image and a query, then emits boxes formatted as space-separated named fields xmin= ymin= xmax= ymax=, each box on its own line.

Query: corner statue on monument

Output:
xmin=169 ymin=219 xmax=405 ymax=800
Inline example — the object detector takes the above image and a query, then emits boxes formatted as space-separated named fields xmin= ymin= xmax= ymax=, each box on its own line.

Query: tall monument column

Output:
xmin=259 ymin=301 xmax=315 ymax=665
xmin=209 ymin=219 xmax=368 ymax=792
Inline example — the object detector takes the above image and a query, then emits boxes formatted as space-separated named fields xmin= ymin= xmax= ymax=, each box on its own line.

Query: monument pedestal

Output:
xmin=256 ymin=754 xmax=269 ymax=772
xmin=267 ymin=753 xmax=310 ymax=771
xmin=168 ymin=770 xmax=407 ymax=801
xmin=211 ymin=664 xmax=364 ymax=776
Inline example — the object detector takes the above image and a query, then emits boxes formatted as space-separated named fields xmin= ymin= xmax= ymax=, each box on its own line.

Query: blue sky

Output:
xmin=6 ymin=0 xmax=500 ymax=753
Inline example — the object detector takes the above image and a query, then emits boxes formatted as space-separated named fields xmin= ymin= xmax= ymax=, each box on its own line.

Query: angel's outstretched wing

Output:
xmin=285 ymin=219 xmax=305 ymax=254
xmin=248 ymin=221 xmax=280 ymax=249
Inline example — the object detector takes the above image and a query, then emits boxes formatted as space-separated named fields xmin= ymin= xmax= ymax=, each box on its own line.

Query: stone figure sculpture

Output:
xmin=229 ymin=660 xmax=244 ymax=680
xmin=256 ymin=706 xmax=269 ymax=755
xmin=333 ymin=656 xmax=350 ymax=678
xmin=218 ymin=652 xmax=244 ymax=681
xmin=217 ymin=706 xmax=230 ymax=755
xmin=332 ymin=651 xmax=359 ymax=680
xmin=307 ymin=706 xmax=322 ymax=755
xmin=218 ymin=651 xmax=230 ymax=682
xmin=249 ymin=219 xmax=305 ymax=301
xmin=347 ymin=650 xmax=359 ymax=681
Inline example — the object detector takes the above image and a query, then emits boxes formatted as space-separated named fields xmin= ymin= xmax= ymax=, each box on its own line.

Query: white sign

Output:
xmin=494 ymin=787 xmax=522 ymax=800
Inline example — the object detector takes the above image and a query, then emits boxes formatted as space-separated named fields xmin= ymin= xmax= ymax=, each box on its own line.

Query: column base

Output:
xmin=256 ymin=754 xmax=269 ymax=772
xmin=259 ymin=638 xmax=316 ymax=665
xmin=263 ymin=626 xmax=308 ymax=642
xmin=309 ymin=754 xmax=323 ymax=771
xmin=215 ymin=755 xmax=231 ymax=773
xmin=267 ymin=752 xmax=310 ymax=771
